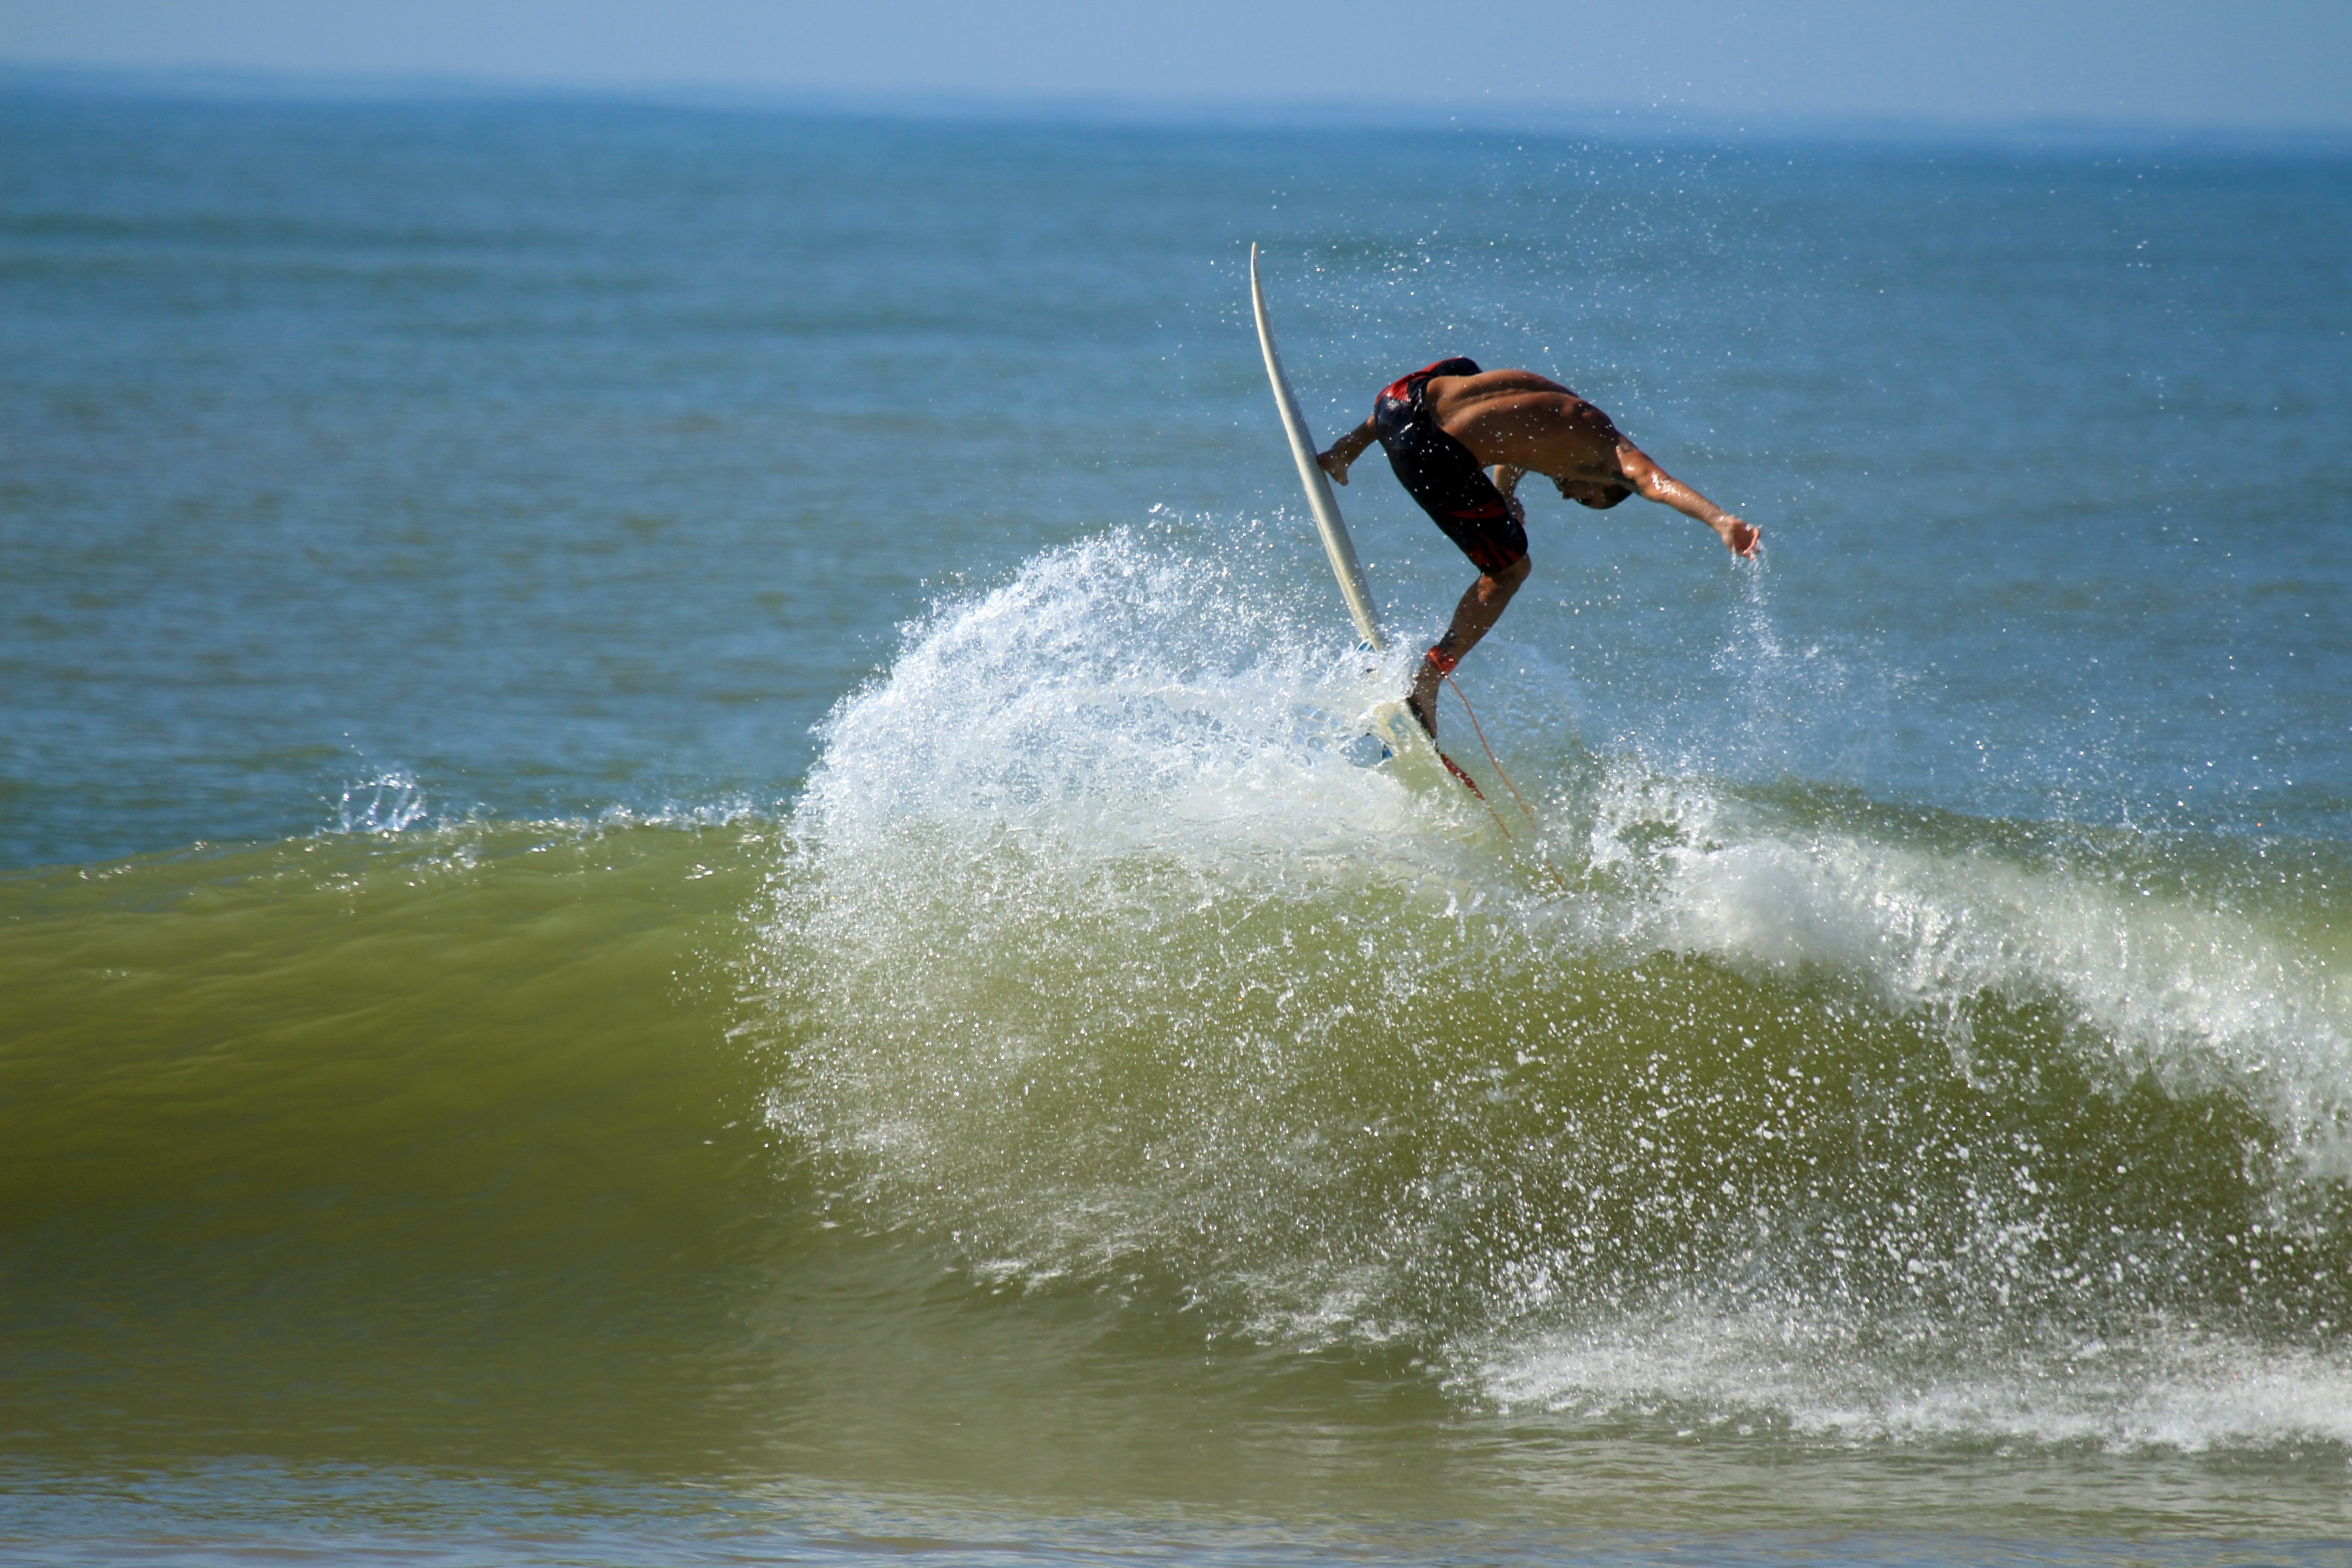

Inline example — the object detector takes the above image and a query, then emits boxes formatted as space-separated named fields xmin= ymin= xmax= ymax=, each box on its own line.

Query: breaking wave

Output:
xmin=755 ymin=528 xmax=2352 ymax=1452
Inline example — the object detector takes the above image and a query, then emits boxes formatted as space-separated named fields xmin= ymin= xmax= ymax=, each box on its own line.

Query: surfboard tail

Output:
xmin=1356 ymin=700 xmax=1486 ymax=799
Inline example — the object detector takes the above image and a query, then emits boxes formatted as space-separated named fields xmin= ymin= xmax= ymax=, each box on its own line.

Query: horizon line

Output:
xmin=5 ymin=59 xmax=2350 ymax=153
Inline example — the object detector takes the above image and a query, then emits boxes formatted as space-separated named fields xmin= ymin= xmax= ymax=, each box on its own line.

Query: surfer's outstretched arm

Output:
xmin=1318 ymin=420 xmax=1379 ymax=486
xmin=1613 ymin=444 xmax=1760 ymax=557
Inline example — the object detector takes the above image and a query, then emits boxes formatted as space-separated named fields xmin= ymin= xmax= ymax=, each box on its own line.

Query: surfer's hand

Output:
xmin=1721 ymin=518 xmax=1761 ymax=558
xmin=1317 ymin=449 xmax=1350 ymax=486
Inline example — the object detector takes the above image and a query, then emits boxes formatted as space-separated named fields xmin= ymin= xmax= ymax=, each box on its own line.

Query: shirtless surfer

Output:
xmin=1318 ymin=358 xmax=1759 ymax=737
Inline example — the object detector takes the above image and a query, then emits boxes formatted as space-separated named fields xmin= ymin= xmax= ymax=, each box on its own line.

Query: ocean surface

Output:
xmin=4 ymin=83 xmax=2351 ymax=1566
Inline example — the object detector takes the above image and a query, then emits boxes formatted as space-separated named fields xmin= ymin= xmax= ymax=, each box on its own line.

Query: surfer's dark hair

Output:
xmin=1578 ymin=483 xmax=1635 ymax=510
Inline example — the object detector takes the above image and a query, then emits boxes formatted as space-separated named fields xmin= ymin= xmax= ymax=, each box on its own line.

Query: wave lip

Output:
xmin=1635 ymin=796 xmax=2352 ymax=1178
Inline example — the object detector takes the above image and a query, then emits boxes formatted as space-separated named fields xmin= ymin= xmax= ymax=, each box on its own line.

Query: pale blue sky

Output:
xmin=3 ymin=0 xmax=2347 ymax=131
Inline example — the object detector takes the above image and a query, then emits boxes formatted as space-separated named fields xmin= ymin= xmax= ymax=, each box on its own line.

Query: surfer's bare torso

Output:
xmin=1418 ymin=369 xmax=1632 ymax=499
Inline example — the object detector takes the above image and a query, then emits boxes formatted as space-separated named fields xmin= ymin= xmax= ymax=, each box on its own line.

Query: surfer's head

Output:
xmin=1557 ymin=477 xmax=1635 ymax=509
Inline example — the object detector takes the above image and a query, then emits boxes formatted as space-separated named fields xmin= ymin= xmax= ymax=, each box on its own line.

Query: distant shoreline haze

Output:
xmin=0 ymin=0 xmax=2342 ymax=142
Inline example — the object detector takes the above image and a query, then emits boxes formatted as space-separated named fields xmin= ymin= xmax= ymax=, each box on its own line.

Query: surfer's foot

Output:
xmin=1406 ymin=684 xmax=1438 ymax=739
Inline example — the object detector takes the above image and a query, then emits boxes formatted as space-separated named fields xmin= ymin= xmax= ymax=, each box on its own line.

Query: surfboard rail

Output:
xmin=1248 ymin=243 xmax=1387 ymax=653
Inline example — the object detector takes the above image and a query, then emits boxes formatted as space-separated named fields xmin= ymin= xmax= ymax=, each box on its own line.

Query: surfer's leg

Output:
xmin=1408 ymin=555 xmax=1529 ymax=735
xmin=1378 ymin=403 xmax=1531 ymax=734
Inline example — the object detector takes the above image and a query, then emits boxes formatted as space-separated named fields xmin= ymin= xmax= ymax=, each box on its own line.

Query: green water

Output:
xmin=5 ymin=813 xmax=2351 ymax=1553
xmin=8 ymin=675 xmax=2351 ymax=1549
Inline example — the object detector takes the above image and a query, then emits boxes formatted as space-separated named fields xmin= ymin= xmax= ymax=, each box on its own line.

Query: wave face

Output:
xmin=757 ymin=529 xmax=2352 ymax=1452
xmin=0 ymin=811 xmax=794 ymax=1473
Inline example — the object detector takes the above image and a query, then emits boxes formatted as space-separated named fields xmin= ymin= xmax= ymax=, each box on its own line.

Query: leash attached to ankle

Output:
xmin=1425 ymin=644 xmax=1459 ymax=676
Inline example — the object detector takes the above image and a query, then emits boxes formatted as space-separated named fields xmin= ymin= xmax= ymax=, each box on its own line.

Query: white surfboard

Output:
xmin=1249 ymin=243 xmax=1387 ymax=654
xmin=1249 ymin=248 xmax=1493 ymax=800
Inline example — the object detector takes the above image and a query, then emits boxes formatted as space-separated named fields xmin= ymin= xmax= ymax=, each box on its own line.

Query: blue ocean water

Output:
xmin=3 ymin=82 xmax=2350 ymax=1566
xmin=6 ymin=92 xmax=2344 ymax=867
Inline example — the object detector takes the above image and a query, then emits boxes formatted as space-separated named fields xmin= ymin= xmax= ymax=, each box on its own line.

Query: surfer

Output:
xmin=1318 ymin=358 xmax=1759 ymax=736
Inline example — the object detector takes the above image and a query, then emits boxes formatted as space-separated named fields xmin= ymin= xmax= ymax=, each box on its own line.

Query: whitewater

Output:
xmin=760 ymin=526 xmax=2352 ymax=1439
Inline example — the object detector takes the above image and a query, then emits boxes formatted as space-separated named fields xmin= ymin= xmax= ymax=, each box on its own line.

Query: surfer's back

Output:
xmin=1421 ymin=370 xmax=1624 ymax=476
xmin=1421 ymin=367 xmax=1580 ymax=410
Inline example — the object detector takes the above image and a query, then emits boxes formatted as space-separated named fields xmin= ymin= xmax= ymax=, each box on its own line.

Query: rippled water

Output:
xmin=3 ymin=83 xmax=2349 ymax=1565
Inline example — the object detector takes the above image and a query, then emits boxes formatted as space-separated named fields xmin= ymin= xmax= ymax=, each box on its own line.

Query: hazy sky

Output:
xmin=4 ymin=0 xmax=2348 ymax=131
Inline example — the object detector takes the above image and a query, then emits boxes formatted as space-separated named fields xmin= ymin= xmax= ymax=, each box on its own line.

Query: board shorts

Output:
xmin=1371 ymin=356 xmax=1528 ymax=574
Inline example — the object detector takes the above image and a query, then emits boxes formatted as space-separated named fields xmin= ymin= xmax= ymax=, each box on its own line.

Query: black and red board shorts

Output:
xmin=1371 ymin=357 xmax=1527 ymax=574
